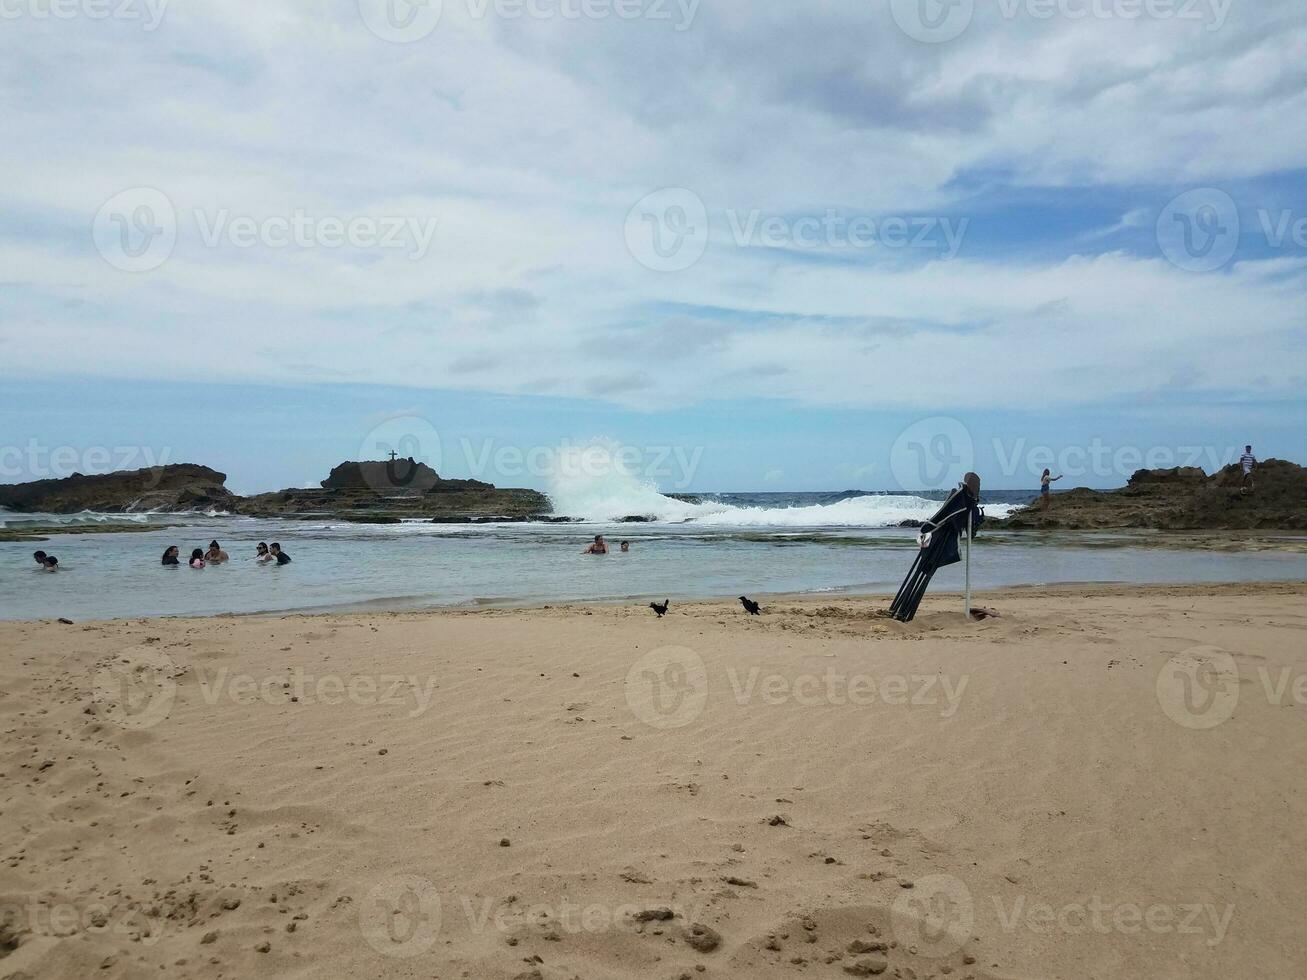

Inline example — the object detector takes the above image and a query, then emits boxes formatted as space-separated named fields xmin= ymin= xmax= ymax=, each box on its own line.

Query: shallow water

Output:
xmin=4 ymin=504 xmax=1307 ymax=620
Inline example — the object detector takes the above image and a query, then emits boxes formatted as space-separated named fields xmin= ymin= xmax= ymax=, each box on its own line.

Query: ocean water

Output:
xmin=4 ymin=484 xmax=1307 ymax=621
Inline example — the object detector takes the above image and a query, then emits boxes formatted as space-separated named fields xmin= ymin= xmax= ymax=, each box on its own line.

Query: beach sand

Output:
xmin=2 ymin=583 xmax=1305 ymax=979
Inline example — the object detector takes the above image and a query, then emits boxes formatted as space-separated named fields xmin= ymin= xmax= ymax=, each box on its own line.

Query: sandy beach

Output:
xmin=3 ymin=583 xmax=1305 ymax=979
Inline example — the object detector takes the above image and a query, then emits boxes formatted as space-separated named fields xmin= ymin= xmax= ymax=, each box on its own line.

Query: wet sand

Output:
xmin=2 ymin=582 xmax=1305 ymax=979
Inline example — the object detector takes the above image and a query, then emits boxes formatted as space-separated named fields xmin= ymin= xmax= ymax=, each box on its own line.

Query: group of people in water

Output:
xmin=33 ymin=540 xmax=294 ymax=573
xmin=161 ymin=540 xmax=292 ymax=569
xmin=581 ymin=535 xmax=630 ymax=555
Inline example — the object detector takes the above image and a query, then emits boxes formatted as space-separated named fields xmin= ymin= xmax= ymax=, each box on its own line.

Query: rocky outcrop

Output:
xmin=320 ymin=459 xmax=494 ymax=493
xmin=233 ymin=458 xmax=549 ymax=521
xmin=0 ymin=465 xmax=237 ymax=514
xmin=0 ymin=460 xmax=552 ymax=522
xmin=1003 ymin=459 xmax=1307 ymax=530
xmin=237 ymin=485 xmax=549 ymax=521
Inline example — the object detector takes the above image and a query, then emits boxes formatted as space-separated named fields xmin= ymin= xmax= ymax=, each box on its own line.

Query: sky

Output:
xmin=2 ymin=0 xmax=1305 ymax=495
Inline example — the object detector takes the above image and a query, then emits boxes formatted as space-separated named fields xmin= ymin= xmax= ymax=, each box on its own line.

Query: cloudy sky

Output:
xmin=2 ymin=0 xmax=1305 ymax=493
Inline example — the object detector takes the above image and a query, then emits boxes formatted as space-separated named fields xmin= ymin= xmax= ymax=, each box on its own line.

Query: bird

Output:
xmin=739 ymin=596 xmax=761 ymax=616
xmin=649 ymin=599 xmax=670 ymax=618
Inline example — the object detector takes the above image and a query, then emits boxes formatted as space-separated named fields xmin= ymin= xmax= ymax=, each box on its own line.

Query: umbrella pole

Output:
xmin=964 ymin=509 xmax=972 ymax=619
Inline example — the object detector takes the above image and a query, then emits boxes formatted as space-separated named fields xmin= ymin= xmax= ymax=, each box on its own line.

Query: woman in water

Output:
xmin=1040 ymin=469 xmax=1063 ymax=509
xmin=256 ymin=542 xmax=274 ymax=563
xmin=161 ymin=546 xmax=180 ymax=566
xmin=206 ymin=540 xmax=230 ymax=564
xmin=189 ymin=548 xmax=206 ymax=569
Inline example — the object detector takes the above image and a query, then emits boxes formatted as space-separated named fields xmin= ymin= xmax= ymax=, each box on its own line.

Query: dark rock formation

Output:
xmin=239 ymin=459 xmax=548 ymax=521
xmin=237 ymin=484 xmax=549 ymax=521
xmin=320 ymin=459 xmax=494 ymax=494
xmin=1002 ymin=459 xmax=1307 ymax=530
xmin=0 ymin=460 xmax=552 ymax=522
xmin=0 ymin=465 xmax=237 ymax=514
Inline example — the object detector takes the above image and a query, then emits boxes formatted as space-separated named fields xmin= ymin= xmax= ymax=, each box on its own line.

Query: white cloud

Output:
xmin=1 ymin=0 xmax=1305 ymax=416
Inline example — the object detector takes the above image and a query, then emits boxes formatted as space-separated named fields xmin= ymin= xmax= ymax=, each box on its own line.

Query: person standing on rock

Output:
xmin=1040 ymin=469 xmax=1063 ymax=509
xmin=1240 ymin=446 xmax=1257 ymax=495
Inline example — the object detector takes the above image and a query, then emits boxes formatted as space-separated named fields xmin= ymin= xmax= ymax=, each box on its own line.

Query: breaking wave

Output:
xmin=544 ymin=441 xmax=1018 ymax=526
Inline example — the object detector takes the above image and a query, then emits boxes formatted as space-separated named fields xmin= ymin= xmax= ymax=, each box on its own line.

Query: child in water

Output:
xmin=189 ymin=549 xmax=206 ymax=569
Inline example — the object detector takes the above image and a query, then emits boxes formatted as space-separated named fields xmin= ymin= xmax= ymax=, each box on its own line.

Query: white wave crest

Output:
xmin=544 ymin=441 xmax=1018 ymax=527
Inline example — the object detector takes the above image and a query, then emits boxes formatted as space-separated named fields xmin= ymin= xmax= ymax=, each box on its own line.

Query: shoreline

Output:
xmin=14 ymin=578 xmax=1307 ymax=625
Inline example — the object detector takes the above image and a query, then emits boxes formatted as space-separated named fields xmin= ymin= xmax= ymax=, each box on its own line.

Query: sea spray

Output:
xmin=543 ymin=439 xmax=1019 ymax=525
xmin=544 ymin=440 xmax=728 ymax=522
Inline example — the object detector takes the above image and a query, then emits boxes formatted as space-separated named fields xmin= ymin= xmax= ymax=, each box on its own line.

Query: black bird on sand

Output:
xmin=739 ymin=596 xmax=761 ymax=616
xmin=649 ymin=599 xmax=670 ymax=618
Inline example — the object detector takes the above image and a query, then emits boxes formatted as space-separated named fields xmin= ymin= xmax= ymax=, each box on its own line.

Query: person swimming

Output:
xmin=42 ymin=555 xmax=59 ymax=571
xmin=256 ymin=542 xmax=274 ymax=563
xmin=161 ymin=546 xmax=180 ymax=566
xmin=33 ymin=550 xmax=47 ymax=567
xmin=269 ymin=542 xmax=292 ymax=565
xmin=582 ymin=535 xmax=608 ymax=555
xmin=206 ymin=540 xmax=230 ymax=564
xmin=620 ymin=541 xmax=631 ymax=553
xmin=189 ymin=548 xmax=206 ymax=569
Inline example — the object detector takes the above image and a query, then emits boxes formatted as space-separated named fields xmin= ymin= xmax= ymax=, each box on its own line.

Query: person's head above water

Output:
xmin=162 ymin=546 xmax=179 ymax=561
xmin=270 ymin=543 xmax=281 ymax=553
xmin=209 ymin=540 xmax=220 ymax=550
xmin=34 ymin=550 xmax=47 ymax=563
xmin=43 ymin=555 xmax=59 ymax=569
xmin=256 ymin=542 xmax=268 ymax=554
xmin=190 ymin=548 xmax=204 ymax=560
xmin=594 ymin=535 xmax=604 ymax=544
xmin=620 ymin=541 xmax=630 ymax=552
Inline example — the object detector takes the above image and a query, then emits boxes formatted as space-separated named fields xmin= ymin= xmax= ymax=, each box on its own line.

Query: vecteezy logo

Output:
xmin=624 ymin=646 xmax=708 ymax=730
xmin=891 ymin=873 xmax=974 ymax=958
xmin=890 ymin=417 xmax=975 ymax=492
xmin=624 ymin=188 xmax=709 ymax=273
xmin=357 ymin=415 xmax=443 ymax=495
xmin=357 ymin=0 xmax=443 ymax=42
xmin=93 ymin=646 xmax=179 ymax=730
xmin=92 ymin=187 xmax=177 ymax=273
xmin=889 ymin=0 xmax=974 ymax=43
xmin=1157 ymin=188 xmax=1240 ymax=273
xmin=359 ymin=875 xmax=442 ymax=957
xmin=1156 ymin=646 xmax=1239 ymax=730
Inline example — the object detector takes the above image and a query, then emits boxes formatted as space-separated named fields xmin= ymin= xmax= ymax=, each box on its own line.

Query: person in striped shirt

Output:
xmin=1240 ymin=446 xmax=1257 ymax=494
